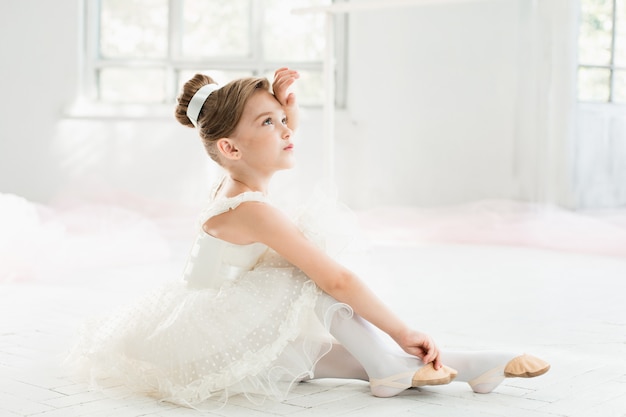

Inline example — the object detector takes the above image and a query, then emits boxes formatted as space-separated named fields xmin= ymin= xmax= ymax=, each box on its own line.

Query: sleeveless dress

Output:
xmin=66 ymin=191 xmax=354 ymax=408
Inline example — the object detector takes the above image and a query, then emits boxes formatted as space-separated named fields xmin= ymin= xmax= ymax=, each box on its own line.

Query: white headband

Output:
xmin=186 ymin=83 xmax=220 ymax=127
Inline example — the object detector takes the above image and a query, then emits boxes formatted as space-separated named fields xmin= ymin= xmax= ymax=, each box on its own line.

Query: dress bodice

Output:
xmin=182 ymin=192 xmax=268 ymax=289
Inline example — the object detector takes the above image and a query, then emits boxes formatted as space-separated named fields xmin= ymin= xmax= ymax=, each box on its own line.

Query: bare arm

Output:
xmin=228 ymin=202 xmax=442 ymax=368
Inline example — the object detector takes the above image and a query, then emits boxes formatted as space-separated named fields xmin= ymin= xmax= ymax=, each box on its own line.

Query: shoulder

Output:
xmin=202 ymin=197 xmax=294 ymax=245
xmin=231 ymin=200 xmax=295 ymax=233
xmin=231 ymin=199 xmax=310 ymax=246
xmin=209 ymin=196 xmax=351 ymax=289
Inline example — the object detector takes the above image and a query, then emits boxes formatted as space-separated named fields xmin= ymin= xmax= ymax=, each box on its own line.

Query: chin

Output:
xmin=280 ymin=157 xmax=296 ymax=170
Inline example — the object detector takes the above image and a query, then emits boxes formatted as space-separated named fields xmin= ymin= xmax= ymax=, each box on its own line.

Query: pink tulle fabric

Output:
xmin=0 ymin=193 xmax=171 ymax=283
xmin=2 ymin=193 xmax=625 ymax=286
xmin=358 ymin=199 xmax=626 ymax=258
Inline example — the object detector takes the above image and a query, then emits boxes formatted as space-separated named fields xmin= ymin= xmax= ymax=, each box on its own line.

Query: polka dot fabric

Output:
xmin=66 ymin=192 xmax=351 ymax=408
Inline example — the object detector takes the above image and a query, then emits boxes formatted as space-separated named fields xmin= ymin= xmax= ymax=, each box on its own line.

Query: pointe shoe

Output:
xmin=369 ymin=363 xmax=458 ymax=398
xmin=411 ymin=363 xmax=458 ymax=387
xmin=504 ymin=354 xmax=550 ymax=378
xmin=469 ymin=354 xmax=550 ymax=394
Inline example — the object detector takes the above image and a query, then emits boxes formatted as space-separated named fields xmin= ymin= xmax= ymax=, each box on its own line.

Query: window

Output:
xmin=82 ymin=0 xmax=345 ymax=109
xmin=577 ymin=0 xmax=626 ymax=103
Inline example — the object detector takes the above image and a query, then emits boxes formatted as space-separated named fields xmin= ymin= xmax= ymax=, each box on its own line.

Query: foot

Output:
xmin=504 ymin=354 xmax=550 ymax=378
xmin=411 ymin=363 xmax=458 ymax=387
xmin=469 ymin=354 xmax=550 ymax=394
xmin=370 ymin=363 xmax=458 ymax=397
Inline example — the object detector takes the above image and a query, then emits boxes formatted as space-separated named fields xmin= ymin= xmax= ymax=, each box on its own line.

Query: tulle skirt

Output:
xmin=65 ymin=186 xmax=361 ymax=408
xmin=66 ymin=249 xmax=350 ymax=408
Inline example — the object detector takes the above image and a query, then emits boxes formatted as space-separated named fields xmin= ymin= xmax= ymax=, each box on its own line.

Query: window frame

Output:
xmin=578 ymin=0 xmax=624 ymax=104
xmin=77 ymin=0 xmax=346 ymax=118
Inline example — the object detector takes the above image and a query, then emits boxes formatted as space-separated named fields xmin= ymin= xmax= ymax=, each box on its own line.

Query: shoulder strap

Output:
xmin=200 ymin=191 xmax=267 ymax=222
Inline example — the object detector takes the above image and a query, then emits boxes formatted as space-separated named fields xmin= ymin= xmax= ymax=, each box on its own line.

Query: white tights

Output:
xmin=314 ymin=293 xmax=517 ymax=397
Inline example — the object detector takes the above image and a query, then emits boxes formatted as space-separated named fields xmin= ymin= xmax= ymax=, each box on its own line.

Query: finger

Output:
xmin=274 ymin=71 xmax=300 ymax=85
xmin=423 ymin=345 xmax=438 ymax=367
xmin=422 ymin=342 xmax=437 ymax=364
xmin=274 ymin=68 xmax=299 ymax=83
xmin=274 ymin=67 xmax=289 ymax=78
xmin=403 ymin=341 xmax=423 ymax=355
xmin=275 ymin=70 xmax=300 ymax=82
xmin=274 ymin=79 xmax=297 ymax=99
xmin=282 ymin=77 xmax=296 ymax=88
xmin=433 ymin=355 xmax=442 ymax=370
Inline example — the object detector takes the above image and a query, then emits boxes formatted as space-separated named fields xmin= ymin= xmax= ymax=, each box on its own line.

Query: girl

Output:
xmin=68 ymin=68 xmax=549 ymax=407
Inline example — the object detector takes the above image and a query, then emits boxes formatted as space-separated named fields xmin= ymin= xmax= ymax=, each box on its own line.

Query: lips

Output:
xmin=284 ymin=144 xmax=294 ymax=150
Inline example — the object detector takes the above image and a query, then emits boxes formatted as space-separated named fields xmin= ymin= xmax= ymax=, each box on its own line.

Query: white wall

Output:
xmin=0 ymin=1 xmax=323 ymax=210
xmin=0 ymin=1 xmax=217 ymax=209
xmin=0 ymin=0 xmax=620 ymax=211
xmin=333 ymin=0 xmax=581 ymax=209
xmin=336 ymin=0 xmax=525 ymax=208
xmin=0 ymin=0 xmax=80 ymax=202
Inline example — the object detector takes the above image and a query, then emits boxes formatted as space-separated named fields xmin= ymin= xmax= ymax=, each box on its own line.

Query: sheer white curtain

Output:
xmin=514 ymin=0 xmax=578 ymax=207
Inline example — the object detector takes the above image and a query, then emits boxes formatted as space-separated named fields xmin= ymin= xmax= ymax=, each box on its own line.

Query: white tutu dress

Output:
xmin=67 ymin=191 xmax=355 ymax=407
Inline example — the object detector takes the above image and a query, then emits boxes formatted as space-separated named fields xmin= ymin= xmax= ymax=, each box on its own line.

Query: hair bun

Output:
xmin=174 ymin=74 xmax=217 ymax=128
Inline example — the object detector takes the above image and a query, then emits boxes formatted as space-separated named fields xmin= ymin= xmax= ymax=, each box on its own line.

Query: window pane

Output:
xmin=578 ymin=66 xmax=611 ymax=101
xmin=263 ymin=0 xmax=330 ymax=61
xmin=614 ymin=70 xmax=626 ymax=103
xmin=615 ymin=0 xmax=626 ymax=66
xmin=292 ymin=70 xmax=324 ymax=106
xmin=177 ymin=70 xmax=254 ymax=92
xmin=100 ymin=0 xmax=168 ymax=59
xmin=91 ymin=0 xmax=335 ymax=106
xmin=182 ymin=0 xmax=251 ymax=58
xmin=579 ymin=0 xmax=614 ymax=65
xmin=100 ymin=68 xmax=167 ymax=103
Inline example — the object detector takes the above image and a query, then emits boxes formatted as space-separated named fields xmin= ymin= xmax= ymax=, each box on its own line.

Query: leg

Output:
xmin=312 ymin=346 xmax=549 ymax=394
xmin=441 ymin=351 xmax=550 ymax=393
xmin=315 ymin=293 xmax=446 ymax=397
xmin=315 ymin=293 xmax=548 ymax=396
xmin=312 ymin=343 xmax=369 ymax=380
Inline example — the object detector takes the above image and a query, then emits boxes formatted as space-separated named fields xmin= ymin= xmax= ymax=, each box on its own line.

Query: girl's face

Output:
xmin=229 ymin=89 xmax=295 ymax=174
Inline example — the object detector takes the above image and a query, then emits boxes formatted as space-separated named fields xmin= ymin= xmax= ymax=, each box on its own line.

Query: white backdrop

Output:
xmin=0 ymin=0 xmax=622 ymax=211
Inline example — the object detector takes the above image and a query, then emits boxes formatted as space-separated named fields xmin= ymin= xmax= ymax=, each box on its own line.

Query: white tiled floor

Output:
xmin=2 ymin=239 xmax=626 ymax=416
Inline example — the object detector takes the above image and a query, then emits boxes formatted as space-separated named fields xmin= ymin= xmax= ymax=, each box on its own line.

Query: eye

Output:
xmin=281 ymin=117 xmax=288 ymax=125
xmin=263 ymin=117 xmax=273 ymax=126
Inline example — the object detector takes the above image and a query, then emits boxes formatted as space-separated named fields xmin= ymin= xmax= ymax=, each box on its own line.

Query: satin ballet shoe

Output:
xmin=370 ymin=363 xmax=458 ymax=397
xmin=469 ymin=354 xmax=550 ymax=394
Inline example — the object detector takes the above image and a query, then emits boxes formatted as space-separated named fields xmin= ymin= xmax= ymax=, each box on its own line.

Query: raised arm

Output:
xmin=229 ymin=202 xmax=442 ymax=369
xmin=272 ymin=67 xmax=300 ymax=132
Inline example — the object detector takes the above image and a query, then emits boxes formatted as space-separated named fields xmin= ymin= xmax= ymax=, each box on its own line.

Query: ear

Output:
xmin=216 ymin=138 xmax=241 ymax=160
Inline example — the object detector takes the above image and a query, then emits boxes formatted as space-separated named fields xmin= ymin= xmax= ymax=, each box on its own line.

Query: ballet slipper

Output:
xmin=504 ymin=354 xmax=550 ymax=378
xmin=469 ymin=354 xmax=550 ymax=394
xmin=370 ymin=363 xmax=458 ymax=396
xmin=411 ymin=363 xmax=458 ymax=387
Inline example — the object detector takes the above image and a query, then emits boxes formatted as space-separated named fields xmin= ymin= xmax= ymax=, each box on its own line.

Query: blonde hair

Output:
xmin=174 ymin=74 xmax=270 ymax=162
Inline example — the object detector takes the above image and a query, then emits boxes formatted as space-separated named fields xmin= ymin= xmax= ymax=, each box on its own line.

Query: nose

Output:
xmin=281 ymin=124 xmax=292 ymax=140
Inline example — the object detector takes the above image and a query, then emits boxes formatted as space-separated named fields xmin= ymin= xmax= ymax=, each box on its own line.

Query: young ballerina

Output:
xmin=67 ymin=68 xmax=549 ymax=407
